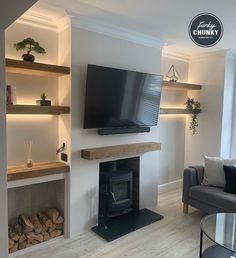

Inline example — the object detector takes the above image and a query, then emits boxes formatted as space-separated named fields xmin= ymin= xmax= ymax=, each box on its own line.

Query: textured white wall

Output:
xmin=70 ymin=27 xmax=162 ymax=235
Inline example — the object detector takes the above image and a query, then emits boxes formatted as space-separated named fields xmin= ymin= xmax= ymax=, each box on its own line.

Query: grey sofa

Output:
xmin=182 ymin=165 xmax=236 ymax=214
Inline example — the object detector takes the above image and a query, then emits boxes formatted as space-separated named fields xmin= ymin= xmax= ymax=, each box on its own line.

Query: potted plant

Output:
xmin=36 ymin=93 xmax=51 ymax=106
xmin=185 ymin=97 xmax=201 ymax=135
xmin=14 ymin=38 xmax=46 ymax=62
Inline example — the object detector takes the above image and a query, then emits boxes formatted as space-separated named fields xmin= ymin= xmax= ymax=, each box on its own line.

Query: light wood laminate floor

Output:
xmin=17 ymin=189 xmax=204 ymax=258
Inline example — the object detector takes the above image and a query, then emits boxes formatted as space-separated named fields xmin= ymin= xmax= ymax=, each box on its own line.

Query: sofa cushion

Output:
xmin=190 ymin=185 xmax=236 ymax=212
xmin=223 ymin=165 xmax=236 ymax=194
xmin=202 ymin=156 xmax=236 ymax=188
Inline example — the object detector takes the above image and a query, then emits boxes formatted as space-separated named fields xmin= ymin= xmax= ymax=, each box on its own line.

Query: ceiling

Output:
xmin=26 ymin=0 xmax=236 ymax=58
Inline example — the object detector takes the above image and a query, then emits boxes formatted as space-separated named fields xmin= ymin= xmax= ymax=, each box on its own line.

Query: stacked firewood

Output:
xmin=8 ymin=208 xmax=64 ymax=253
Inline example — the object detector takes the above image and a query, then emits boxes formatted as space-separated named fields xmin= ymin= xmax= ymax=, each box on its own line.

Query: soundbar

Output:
xmin=98 ymin=127 xmax=150 ymax=135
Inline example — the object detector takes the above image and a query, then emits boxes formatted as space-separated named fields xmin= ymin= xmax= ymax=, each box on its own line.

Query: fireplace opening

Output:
xmin=92 ymin=157 xmax=164 ymax=242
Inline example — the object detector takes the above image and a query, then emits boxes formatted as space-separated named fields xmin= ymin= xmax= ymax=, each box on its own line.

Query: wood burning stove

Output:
xmin=99 ymin=161 xmax=133 ymax=227
xmin=93 ymin=158 xmax=163 ymax=241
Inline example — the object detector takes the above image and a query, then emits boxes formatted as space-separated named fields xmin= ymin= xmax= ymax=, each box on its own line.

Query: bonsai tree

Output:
xmin=14 ymin=38 xmax=46 ymax=62
xmin=185 ymin=97 xmax=201 ymax=135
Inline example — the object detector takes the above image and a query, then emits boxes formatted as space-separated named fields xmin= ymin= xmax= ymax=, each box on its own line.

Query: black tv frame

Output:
xmin=84 ymin=64 xmax=163 ymax=135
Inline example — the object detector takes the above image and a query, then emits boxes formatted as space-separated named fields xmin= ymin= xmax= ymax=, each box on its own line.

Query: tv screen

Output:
xmin=83 ymin=64 xmax=163 ymax=129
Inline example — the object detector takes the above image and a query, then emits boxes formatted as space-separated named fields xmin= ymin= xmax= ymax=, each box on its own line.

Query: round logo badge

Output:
xmin=189 ymin=13 xmax=223 ymax=47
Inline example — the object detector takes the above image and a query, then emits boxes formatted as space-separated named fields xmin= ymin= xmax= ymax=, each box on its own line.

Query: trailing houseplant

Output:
xmin=14 ymin=38 xmax=46 ymax=62
xmin=185 ymin=97 xmax=201 ymax=135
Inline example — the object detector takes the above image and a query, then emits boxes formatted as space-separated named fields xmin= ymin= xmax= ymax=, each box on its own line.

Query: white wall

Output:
xmin=159 ymin=56 xmax=188 ymax=185
xmin=6 ymin=22 xmax=59 ymax=64
xmin=162 ymin=56 xmax=189 ymax=83
xmin=70 ymin=26 xmax=162 ymax=235
xmin=0 ymin=0 xmax=37 ymax=29
xmin=185 ymin=52 xmax=227 ymax=166
xmin=221 ymin=52 xmax=236 ymax=158
xmin=0 ymin=29 xmax=8 ymax=258
xmin=161 ymin=57 xmax=188 ymax=109
xmin=58 ymin=24 xmax=72 ymax=237
xmin=230 ymin=67 xmax=236 ymax=157
xmin=158 ymin=116 xmax=186 ymax=184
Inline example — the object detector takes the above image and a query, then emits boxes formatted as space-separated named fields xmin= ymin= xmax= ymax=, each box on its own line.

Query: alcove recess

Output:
xmin=160 ymin=80 xmax=202 ymax=115
xmin=5 ymin=20 xmax=71 ymax=255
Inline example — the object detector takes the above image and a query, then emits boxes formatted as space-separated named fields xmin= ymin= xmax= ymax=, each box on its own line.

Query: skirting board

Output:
xmin=158 ymin=179 xmax=183 ymax=194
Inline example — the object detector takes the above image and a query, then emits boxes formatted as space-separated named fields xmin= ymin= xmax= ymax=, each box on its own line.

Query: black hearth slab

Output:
xmin=91 ymin=208 xmax=164 ymax=242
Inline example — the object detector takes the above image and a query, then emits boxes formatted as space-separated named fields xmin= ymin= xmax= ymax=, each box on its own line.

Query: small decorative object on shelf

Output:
xmin=14 ymin=38 xmax=46 ymax=62
xmin=24 ymin=140 xmax=33 ymax=168
xmin=11 ymin=86 xmax=17 ymax=104
xmin=185 ymin=97 xmax=201 ymax=135
xmin=6 ymin=85 xmax=17 ymax=105
xmin=7 ymin=85 xmax=13 ymax=105
xmin=165 ymin=64 xmax=179 ymax=82
xmin=36 ymin=92 xmax=51 ymax=106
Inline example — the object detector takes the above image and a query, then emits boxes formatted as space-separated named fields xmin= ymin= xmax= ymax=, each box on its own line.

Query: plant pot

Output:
xmin=22 ymin=53 xmax=35 ymax=62
xmin=36 ymin=100 xmax=51 ymax=106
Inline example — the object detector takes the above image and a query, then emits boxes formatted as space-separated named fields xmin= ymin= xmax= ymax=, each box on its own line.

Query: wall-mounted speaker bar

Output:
xmin=98 ymin=127 xmax=150 ymax=135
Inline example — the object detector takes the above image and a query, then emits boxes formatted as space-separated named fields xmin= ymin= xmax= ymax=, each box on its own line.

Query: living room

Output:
xmin=1 ymin=1 xmax=236 ymax=258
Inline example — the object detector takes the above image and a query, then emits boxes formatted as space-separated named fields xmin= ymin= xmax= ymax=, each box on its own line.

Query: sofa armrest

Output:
xmin=189 ymin=165 xmax=204 ymax=184
xmin=182 ymin=166 xmax=204 ymax=204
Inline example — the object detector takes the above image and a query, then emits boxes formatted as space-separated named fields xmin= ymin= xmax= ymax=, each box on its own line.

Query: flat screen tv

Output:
xmin=83 ymin=64 xmax=163 ymax=130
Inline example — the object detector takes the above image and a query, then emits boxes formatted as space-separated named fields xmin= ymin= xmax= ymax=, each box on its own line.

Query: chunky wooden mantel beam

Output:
xmin=81 ymin=142 xmax=161 ymax=160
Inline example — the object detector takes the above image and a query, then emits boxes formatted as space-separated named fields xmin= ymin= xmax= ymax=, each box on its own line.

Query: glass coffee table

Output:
xmin=200 ymin=213 xmax=236 ymax=258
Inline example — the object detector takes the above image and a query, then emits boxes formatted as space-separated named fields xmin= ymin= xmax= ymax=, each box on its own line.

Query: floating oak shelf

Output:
xmin=7 ymin=162 xmax=70 ymax=182
xmin=81 ymin=142 xmax=161 ymax=160
xmin=163 ymin=80 xmax=202 ymax=90
xmin=6 ymin=58 xmax=70 ymax=77
xmin=7 ymin=105 xmax=70 ymax=115
xmin=160 ymin=108 xmax=201 ymax=115
xmin=160 ymin=108 xmax=189 ymax=115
